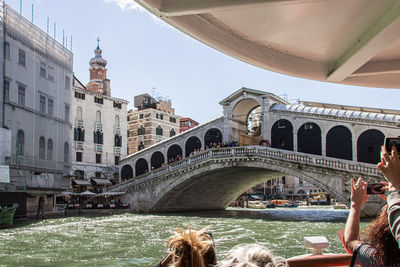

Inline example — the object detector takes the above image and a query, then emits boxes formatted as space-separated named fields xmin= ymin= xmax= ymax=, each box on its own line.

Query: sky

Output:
xmin=7 ymin=0 xmax=400 ymax=123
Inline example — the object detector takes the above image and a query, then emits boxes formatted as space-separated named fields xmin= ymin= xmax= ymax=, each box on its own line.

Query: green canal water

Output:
xmin=0 ymin=207 xmax=368 ymax=266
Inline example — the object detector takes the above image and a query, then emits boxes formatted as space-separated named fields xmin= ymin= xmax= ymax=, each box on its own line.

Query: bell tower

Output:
xmin=86 ymin=37 xmax=111 ymax=96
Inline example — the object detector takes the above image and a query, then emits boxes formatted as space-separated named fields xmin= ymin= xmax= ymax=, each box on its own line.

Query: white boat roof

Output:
xmin=136 ymin=0 xmax=400 ymax=89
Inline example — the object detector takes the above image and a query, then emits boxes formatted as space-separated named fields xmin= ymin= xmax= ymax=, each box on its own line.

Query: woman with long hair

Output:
xmin=344 ymin=177 xmax=400 ymax=266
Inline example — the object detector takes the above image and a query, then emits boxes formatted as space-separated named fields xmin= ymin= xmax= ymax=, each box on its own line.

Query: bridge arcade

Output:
xmin=115 ymin=88 xmax=399 ymax=214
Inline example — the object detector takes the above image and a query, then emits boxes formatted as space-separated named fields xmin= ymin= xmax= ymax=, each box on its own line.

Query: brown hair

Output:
xmin=362 ymin=205 xmax=400 ymax=265
xmin=166 ymin=226 xmax=216 ymax=267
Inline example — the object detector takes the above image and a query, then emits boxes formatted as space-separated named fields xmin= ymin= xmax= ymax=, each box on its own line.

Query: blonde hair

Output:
xmin=166 ymin=225 xmax=216 ymax=267
xmin=219 ymin=244 xmax=288 ymax=267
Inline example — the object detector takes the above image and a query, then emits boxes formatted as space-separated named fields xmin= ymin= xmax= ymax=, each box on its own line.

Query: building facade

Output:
xmin=71 ymin=44 xmax=128 ymax=186
xmin=0 ymin=5 xmax=73 ymax=216
xmin=127 ymin=94 xmax=180 ymax=155
xmin=179 ymin=118 xmax=199 ymax=133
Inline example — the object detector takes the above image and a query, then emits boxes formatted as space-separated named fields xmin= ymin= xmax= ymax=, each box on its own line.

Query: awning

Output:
xmin=98 ymin=191 xmax=125 ymax=196
xmin=91 ymin=179 xmax=112 ymax=185
xmin=72 ymin=179 xmax=92 ymax=186
xmin=80 ymin=190 xmax=96 ymax=196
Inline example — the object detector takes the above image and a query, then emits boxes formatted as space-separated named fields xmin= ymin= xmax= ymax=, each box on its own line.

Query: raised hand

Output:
xmin=377 ymin=145 xmax=400 ymax=190
xmin=351 ymin=177 xmax=369 ymax=209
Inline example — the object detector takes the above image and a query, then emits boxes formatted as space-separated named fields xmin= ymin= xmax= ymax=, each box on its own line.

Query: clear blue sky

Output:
xmin=8 ymin=0 xmax=400 ymax=123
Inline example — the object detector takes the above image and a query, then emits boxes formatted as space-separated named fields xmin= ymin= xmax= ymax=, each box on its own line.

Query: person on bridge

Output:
xmin=218 ymin=243 xmax=287 ymax=267
xmin=155 ymin=226 xmax=216 ymax=267
xmin=378 ymin=145 xmax=400 ymax=249
xmin=344 ymin=177 xmax=400 ymax=266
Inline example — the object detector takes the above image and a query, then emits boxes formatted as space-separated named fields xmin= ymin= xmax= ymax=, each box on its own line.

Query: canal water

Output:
xmin=0 ymin=207 xmax=368 ymax=266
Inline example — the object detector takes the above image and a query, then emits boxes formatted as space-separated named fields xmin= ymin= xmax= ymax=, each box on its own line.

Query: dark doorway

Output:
xmin=121 ymin=164 xmax=133 ymax=181
xmin=357 ymin=129 xmax=385 ymax=164
xmin=271 ymin=119 xmax=293 ymax=151
xmin=135 ymin=158 xmax=148 ymax=176
xmin=151 ymin=151 xmax=165 ymax=169
xmin=185 ymin=136 xmax=202 ymax=157
xmin=167 ymin=144 xmax=183 ymax=161
xmin=326 ymin=126 xmax=352 ymax=160
xmin=204 ymin=128 xmax=222 ymax=148
xmin=298 ymin=122 xmax=321 ymax=155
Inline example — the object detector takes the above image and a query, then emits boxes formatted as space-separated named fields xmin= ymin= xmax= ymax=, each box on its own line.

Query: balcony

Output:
xmin=6 ymin=154 xmax=64 ymax=173
xmin=76 ymin=119 xmax=84 ymax=128
xmin=114 ymin=126 xmax=121 ymax=135
xmin=114 ymin=147 xmax=121 ymax=155
xmin=75 ymin=141 xmax=84 ymax=150
xmin=95 ymin=144 xmax=103 ymax=152
xmin=95 ymin=122 xmax=103 ymax=131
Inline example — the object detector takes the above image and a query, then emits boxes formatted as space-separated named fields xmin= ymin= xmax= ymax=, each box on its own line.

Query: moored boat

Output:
xmin=0 ymin=203 xmax=19 ymax=228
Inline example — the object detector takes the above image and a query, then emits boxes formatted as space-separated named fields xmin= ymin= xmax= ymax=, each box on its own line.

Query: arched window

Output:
xmin=156 ymin=126 xmax=163 ymax=136
xmin=115 ymin=115 xmax=120 ymax=127
xmin=138 ymin=126 xmax=145 ymax=135
xmin=64 ymin=142 xmax=69 ymax=163
xmin=138 ymin=141 xmax=145 ymax=151
xmin=47 ymin=139 xmax=53 ymax=161
xmin=39 ymin=136 xmax=46 ymax=159
xmin=170 ymin=128 xmax=176 ymax=137
xmin=16 ymin=130 xmax=25 ymax=156
xmin=77 ymin=106 xmax=82 ymax=120
xmin=96 ymin=110 xmax=101 ymax=123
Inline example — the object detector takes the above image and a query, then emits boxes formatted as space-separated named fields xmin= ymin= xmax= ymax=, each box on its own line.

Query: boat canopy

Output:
xmin=135 ymin=0 xmax=400 ymax=89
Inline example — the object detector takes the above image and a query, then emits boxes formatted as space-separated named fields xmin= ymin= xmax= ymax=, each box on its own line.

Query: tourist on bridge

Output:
xmin=378 ymin=145 xmax=400 ymax=248
xmin=344 ymin=177 xmax=400 ymax=266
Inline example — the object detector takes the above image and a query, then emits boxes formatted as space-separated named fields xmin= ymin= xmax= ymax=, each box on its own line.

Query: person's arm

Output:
xmin=344 ymin=178 xmax=369 ymax=251
xmin=377 ymin=145 xmax=400 ymax=247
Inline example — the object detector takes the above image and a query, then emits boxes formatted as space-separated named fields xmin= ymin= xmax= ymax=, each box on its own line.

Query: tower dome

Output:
xmin=89 ymin=44 xmax=107 ymax=68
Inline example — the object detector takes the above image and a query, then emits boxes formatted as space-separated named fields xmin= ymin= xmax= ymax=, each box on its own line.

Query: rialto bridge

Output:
xmin=113 ymin=88 xmax=400 ymax=216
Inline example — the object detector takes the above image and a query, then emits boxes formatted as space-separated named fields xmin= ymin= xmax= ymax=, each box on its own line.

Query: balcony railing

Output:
xmin=114 ymin=126 xmax=121 ymax=135
xmin=95 ymin=144 xmax=103 ymax=152
xmin=75 ymin=141 xmax=84 ymax=150
xmin=76 ymin=119 xmax=84 ymax=128
xmin=115 ymin=147 xmax=121 ymax=155
xmin=95 ymin=122 xmax=103 ymax=131
xmin=6 ymin=154 xmax=65 ymax=173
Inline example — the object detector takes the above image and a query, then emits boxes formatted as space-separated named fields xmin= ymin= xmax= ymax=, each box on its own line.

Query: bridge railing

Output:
xmin=111 ymin=146 xmax=382 ymax=191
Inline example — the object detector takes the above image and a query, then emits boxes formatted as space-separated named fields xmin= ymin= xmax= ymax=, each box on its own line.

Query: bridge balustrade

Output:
xmin=113 ymin=146 xmax=382 ymax=192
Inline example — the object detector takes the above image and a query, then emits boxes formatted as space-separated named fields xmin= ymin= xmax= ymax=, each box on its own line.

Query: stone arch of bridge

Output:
xmin=297 ymin=122 xmax=322 ymax=156
xmin=204 ymin=127 xmax=223 ymax=148
xmin=271 ymin=119 xmax=294 ymax=151
xmin=135 ymin=158 xmax=149 ymax=176
xmin=229 ymin=95 xmax=263 ymax=144
xmin=167 ymin=144 xmax=183 ymax=161
xmin=184 ymin=136 xmax=202 ymax=157
xmin=151 ymin=151 xmax=165 ymax=170
xmin=326 ymin=125 xmax=353 ymax=160
xmin=146 ymin=159 xmax=348 ymax=212
xmin=357 ymin=129 xmax=385 ymax=164
xmin=121 ymin=164 xmax=134 ymax=181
